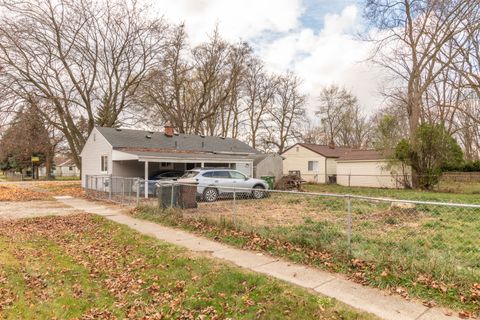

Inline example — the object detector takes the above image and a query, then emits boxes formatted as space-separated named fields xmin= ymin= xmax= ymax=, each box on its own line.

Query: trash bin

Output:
xmin=157 ymin=182 xmax=197 ymax=209
xmin=260 ymin=176 xmax=275 ymax=189
xmin=328 ymin=175 xmax=337 ymax=184
xmin=157 ymin=183 xmax=178 ymax=208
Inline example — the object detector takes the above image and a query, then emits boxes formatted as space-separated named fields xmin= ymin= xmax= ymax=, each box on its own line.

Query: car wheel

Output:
xmin=203 ymin=187 xmax=218 ymax=202
xmin=251 ymin=185 xmax=265 ymax=199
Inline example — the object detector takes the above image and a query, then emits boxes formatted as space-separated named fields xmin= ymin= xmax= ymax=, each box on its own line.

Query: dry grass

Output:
xmin=0 ymin=185 xmax=47 ymax=201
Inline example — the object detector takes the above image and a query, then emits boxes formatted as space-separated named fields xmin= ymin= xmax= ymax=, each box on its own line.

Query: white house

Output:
xmin=39 ymin=156 xmax=80 ymax=178
xmin=281 ymin=143 xmax=351 ymax=183
xmin=80 ymin=126 xmax=261 ymax=192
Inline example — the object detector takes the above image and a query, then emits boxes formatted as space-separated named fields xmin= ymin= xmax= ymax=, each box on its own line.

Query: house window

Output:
xmin=296 ymin=146 xmax=299 ymax=152
xmin=161 ymin=162 xmax=171 ymax=167
xmin=101 ymin=155 xmax=108 ymax=172
xmin=308 ymin=161 xmax=318 ymax=172
xmin=69 ymin=166 xmax=73 ymax=171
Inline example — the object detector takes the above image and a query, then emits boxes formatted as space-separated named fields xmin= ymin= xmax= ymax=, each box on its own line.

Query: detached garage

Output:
xmin=336 ymin=150 xmax=410 ymax=189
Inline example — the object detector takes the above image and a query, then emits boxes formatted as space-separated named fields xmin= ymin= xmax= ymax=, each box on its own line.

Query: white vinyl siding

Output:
xmin=282 ymin=145 xmax=327 ymax=183
xmin=80 ymin=127 xmax=113 ymax=187
xmin=336 ymin=160 xmax=410 ymax=188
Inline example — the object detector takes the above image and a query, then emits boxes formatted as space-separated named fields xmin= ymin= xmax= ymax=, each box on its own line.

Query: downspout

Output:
xmin=325 ymin=157 xmax=328 ymax=184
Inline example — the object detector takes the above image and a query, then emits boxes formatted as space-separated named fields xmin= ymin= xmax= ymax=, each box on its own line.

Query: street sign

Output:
xmin=31 ymin=156 xmax=40 ymax=162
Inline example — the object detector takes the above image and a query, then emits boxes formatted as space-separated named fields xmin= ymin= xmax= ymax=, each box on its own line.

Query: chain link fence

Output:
xmin=84 ymin=174 xmax=480 ymax=309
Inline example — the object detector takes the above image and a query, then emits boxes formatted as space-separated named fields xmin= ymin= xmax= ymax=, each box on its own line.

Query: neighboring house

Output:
xmin=39 ymin=156 xmax=80 ymax=178
xmin=282 ymin=143 xmax=411 ymax=188
xmin=336 ymin=150 xmax=411 ymax=188
xmin=80 ymin=126 xmax=261 ymax=193
xmin=281 ymin=143 xmax=351 ymax=183
xmin=251 ymin=153 xmax=283 ymax=182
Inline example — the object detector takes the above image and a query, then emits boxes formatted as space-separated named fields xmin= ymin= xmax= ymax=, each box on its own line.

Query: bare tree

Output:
xmin=0 ymin=0 xmax=168 ymax=167
xmin=136 ymin=27 xmax=250 ymax=137
xmin=365 ymin=0 xmax=474 ymax=142
xmin=315 ymin=85 xmax=357 ymax=146
xmin=243 ymin=57 xmax=277 ymax=148
xmin=262 ymin=72 xmax=306 ymax=153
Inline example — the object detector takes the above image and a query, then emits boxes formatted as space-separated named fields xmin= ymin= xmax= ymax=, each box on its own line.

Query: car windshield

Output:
xmin=181 ymin=171 xmax=199 ymax=178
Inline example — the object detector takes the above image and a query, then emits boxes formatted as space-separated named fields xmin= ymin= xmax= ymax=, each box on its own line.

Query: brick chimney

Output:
xmin=164 ymin=125 xmax=174 ymax=137
xmin=328 ymin=140 xmax=335 ymax=149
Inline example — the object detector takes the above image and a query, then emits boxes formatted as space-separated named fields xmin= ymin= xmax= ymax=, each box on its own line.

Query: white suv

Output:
xmin=177 ymin=168 xmax=269 ymax=202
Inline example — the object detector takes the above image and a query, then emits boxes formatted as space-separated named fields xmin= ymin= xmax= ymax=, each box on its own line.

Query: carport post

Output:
xmin=144 ymin=161 xmax=149 ymax=199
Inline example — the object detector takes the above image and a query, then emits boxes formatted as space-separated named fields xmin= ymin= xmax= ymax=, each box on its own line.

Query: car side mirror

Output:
xmin=245 ymin=177 xmax=249 ymax=180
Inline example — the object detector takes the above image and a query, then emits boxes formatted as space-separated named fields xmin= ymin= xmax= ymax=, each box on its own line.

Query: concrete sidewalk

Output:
xmin=56 ymin=197 xmax=460 ymax=320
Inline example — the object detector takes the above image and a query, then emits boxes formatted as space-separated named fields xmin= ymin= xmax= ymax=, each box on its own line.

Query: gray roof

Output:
xmin=97 ymin=127 xmax=260 ymax=155
xmin=119 ymin=150 xmax=253 ymax=161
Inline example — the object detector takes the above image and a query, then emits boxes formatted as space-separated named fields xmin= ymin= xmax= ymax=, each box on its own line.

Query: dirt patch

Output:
xmin=182 ymin=197 xmax=332 ymax=226
xmin=0 ymin=200 xmax=79 ymax=220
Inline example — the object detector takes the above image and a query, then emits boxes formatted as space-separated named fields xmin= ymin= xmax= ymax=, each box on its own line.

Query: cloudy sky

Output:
xmin=153 ymin=0 xmax=386 ymax=117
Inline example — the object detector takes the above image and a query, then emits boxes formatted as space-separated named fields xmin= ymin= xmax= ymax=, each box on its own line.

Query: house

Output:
xmin=251 ymin=153 xmax=284 ymax=182
xmin=281 ymin=143 xmax=351 ymax=183
xmin=39 ymin=156 xmax=80 ymax=178
xmin=281 ymin=143 xmax=411 ymax=188
xmin=336 ymin=150 xmax=410 ymax=188
xmin=80 ymin=126 xmax=261 ymax=194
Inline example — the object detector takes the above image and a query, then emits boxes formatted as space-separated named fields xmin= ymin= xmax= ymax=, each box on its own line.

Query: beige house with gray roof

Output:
xmin=282 ymin=143 xmax=411 ymax=188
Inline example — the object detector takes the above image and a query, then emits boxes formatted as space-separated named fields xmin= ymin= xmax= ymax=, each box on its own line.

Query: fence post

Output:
xmin=129 ymin=179 xmax=132 ymax=204
xmin=95 ymin=176 xmax=98 ymax=199
xmin=348 ymin=174 xmax=351 ymax=187
xmin=109 ymin=174 xmax=112 ymax=200
xmin=233 ymin=187 xmax=236 ymax=226
xmin=347 ymin=196 xmax=352 ymax=256
xmin=121 ymin=178 xmax=125 ymax=204
xmin=136 ymin=178 xmax=140 ymax=206
xmin=170 ymin=183 xmax=175 ymax=208
xmin=85 ymin=174 xmax=89 ymax=191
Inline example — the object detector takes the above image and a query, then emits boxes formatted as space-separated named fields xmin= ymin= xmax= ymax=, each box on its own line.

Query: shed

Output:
xmin=251 ymin=153 xmax=283 ymax=181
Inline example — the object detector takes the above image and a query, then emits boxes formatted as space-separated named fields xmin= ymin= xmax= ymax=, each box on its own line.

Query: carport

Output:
xmin=112 ymin=149 xmax=254 ymax=197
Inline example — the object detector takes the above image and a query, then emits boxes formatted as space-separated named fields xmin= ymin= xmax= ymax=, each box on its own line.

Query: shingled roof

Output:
xmin=337 ymin=149 xmax=387 ymax=161
xmin=96 ymin=127 xmax=260 ymax=155
xmin=283 ymin=143 xmax=352 ymax=158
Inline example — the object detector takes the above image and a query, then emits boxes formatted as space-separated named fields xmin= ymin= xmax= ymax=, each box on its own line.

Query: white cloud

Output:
xmin=153 ymin=0 xmax=304 ymax=44
xmin=259 ymin=5 xmax=385 ymax=116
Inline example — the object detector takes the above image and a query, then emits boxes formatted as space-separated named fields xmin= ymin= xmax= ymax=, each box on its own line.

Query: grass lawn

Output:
xmin=0 ymin=214 xmax=375 ymax=319
xmin=132 ymin=191 xmax=480 ymax=317
xmin=302 ymin=183 xmax=480 ymax=203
